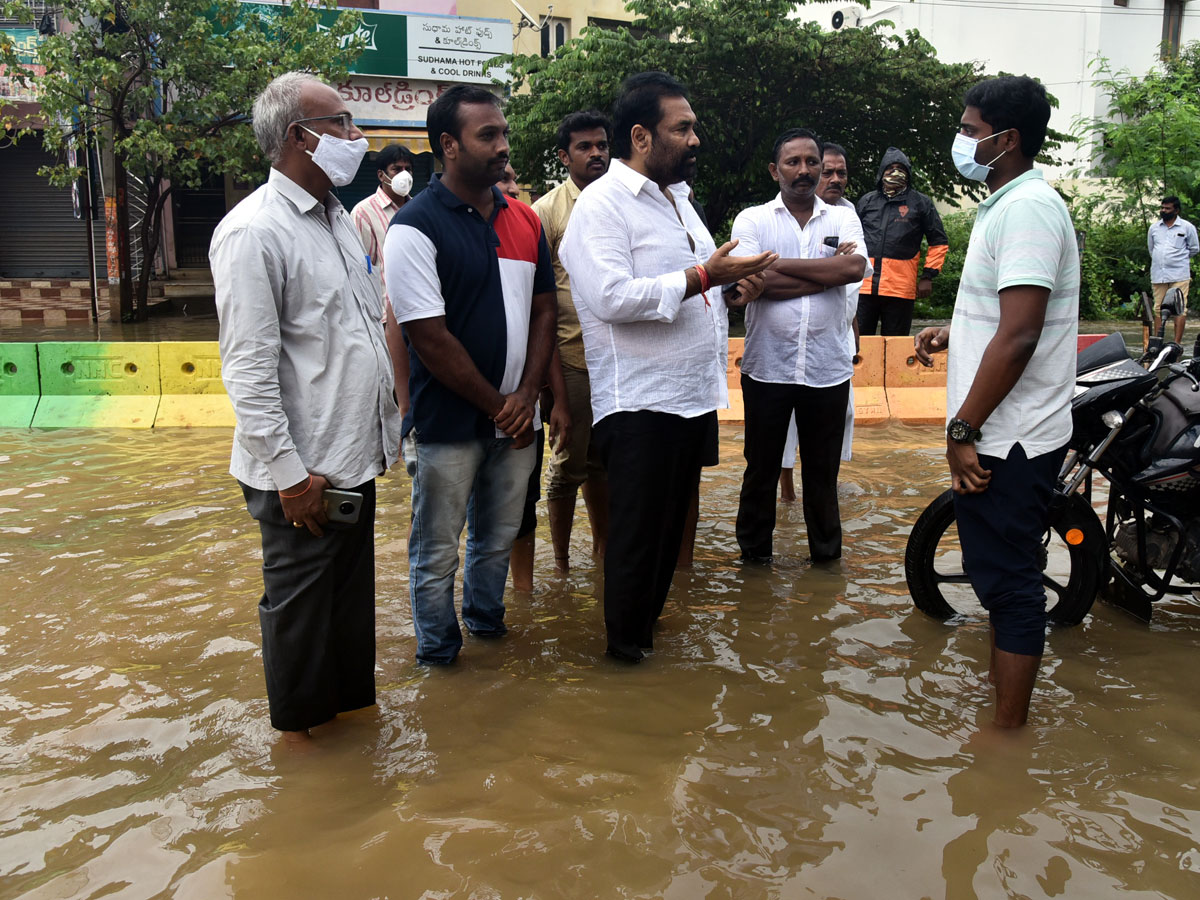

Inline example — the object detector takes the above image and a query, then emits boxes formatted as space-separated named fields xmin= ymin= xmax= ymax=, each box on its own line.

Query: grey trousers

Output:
xmin=241 ymin=480 xmax=377 ymax=732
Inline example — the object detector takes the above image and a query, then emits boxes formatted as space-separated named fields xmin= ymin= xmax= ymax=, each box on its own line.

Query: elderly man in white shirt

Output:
xmin=211 ymin=73 xmax=401 ymax=742
xmin=731 ymin=129 xmax=867 ymax=564
xmin=560 ymin=71 xmax=775 ymax=662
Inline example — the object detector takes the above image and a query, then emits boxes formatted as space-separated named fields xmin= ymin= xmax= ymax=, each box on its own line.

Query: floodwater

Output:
xmin=2 ymin=424 xmax=1200 ymax=900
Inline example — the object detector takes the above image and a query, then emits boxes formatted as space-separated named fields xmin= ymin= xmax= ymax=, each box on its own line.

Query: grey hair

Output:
xmin=252 ymin=72 xmax=324 ymax=165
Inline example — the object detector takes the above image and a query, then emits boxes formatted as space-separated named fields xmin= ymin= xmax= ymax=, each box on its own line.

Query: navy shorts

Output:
xmin=953 ymin=443 xmax=1066 ymax=656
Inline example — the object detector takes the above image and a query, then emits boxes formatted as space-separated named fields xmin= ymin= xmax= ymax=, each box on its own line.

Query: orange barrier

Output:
xmin=726 ymin=337 xmax=745 ymax=391
xmin=852 ymin=336 xmax=889 ymax=425
xmin=883 ymin=336 xmax=947 ymax=425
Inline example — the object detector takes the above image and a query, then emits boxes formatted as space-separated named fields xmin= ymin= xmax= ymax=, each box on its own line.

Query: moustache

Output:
xmin=791 ymin=177 xmax=815 ymax=189
xmin=491 ymin=156 xmax=510 ymax=167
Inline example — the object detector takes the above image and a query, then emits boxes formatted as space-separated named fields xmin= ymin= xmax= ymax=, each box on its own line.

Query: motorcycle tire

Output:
xmin=904 ymin=488 xmax=1106 ymax=626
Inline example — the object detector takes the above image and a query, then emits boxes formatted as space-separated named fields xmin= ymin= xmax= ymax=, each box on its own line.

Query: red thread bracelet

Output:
xmin=695 ymin=264 xmax=712 ymax=308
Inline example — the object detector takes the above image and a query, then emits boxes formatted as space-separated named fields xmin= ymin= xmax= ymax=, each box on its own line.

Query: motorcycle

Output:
xmin=905 ymin=291 xmax=1200 ymax=625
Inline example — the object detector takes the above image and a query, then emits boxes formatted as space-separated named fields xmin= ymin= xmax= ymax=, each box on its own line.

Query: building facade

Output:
xmin=794 ymin=0 xmax=1200 ymax=175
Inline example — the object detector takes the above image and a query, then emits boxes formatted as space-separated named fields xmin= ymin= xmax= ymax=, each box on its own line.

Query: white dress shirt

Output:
xmin=559 ymin=159 xmax=726 ymax=424
xmin=731 ymin=193 xmax=867 ymax=388
xmin=1148 ymin=215 xmax=1199 ymax=284
xmin=211 ymin=169 xmax=401 ymax=492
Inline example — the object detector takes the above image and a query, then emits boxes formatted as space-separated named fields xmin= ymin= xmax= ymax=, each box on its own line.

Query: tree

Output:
xmin=0 ymin=0 xmax=365 ymax=320
xmin=502 ymin=0 xmax=986 ymax=234
xmin=1077 ymin=43 xmax=1200 ymax=226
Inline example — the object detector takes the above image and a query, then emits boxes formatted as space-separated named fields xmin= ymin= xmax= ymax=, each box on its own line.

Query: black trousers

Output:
xmin=857 ymin=293 xmax=915 ymax=336
xmin=593 ymin=410 xmax=713 ymax=660
xmin=241 ymin=480 xmax=377 ymax=731
xmin=954 ymin=444 xmax=1066 ymax=657
xmin=736 ymin=375 xmax=849 ymax=561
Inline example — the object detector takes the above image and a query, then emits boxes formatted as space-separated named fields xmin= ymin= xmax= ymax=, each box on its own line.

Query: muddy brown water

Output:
xmin=2 ymin=424 xmax=1200 ymax=899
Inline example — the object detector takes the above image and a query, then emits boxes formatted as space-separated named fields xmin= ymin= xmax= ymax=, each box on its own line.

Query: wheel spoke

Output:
xmin=1043 ymin=574 xmax=1068 ymax=600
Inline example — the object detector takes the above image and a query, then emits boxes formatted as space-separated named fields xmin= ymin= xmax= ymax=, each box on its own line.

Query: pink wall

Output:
xmin=378 ymin=0 xmax=458 ymax=13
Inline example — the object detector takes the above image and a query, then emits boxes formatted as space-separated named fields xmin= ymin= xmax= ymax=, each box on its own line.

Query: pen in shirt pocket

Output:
xmin=365 ymin=254 xmax=372 ymax=274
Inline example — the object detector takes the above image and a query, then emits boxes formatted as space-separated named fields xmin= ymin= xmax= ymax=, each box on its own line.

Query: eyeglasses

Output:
xmin=291 ymin=113 xmax=354 ymax=134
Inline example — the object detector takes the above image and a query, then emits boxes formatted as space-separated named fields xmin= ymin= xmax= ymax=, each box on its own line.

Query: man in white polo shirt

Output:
xmin=915 ymin=75 xmax=1078 ymax=728
xmin=731 ymin=128 xmax=867 ymax=564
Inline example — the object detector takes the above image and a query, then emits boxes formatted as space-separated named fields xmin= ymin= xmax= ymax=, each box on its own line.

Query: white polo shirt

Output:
xmin=947 ymin=169 xmax=1079 ymax=459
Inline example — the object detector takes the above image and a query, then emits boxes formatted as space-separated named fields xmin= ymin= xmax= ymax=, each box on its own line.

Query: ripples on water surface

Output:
xmin=1 ymin=425 xmax=1199 ymax=899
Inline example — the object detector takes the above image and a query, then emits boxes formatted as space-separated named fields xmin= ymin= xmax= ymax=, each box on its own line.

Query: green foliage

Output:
xmin=1077 ymin=43 xmax=1200 ymax=222
xmin=0 ymin=0 xmax=365 ymax=315
xmin=1072 ymin=196 xmax=1152 ymax=320
xmin=914 ymin=202 xmax=1149 ymax=322
xmin=501 ymin=0 xmax=989 ymax=230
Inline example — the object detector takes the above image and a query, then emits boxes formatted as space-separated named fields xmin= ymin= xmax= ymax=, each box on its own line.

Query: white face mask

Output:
xmin=300 ymin=124 xmax=368 ymax=187
xmin=951 ymin=129 xmax=1011 ymax=182
xmin=390 ymin=169 xmax=413 ymax=197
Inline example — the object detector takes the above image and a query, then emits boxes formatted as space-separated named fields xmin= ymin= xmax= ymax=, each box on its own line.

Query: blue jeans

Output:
xmin=409 ymin=437 xmax=535 ymax=664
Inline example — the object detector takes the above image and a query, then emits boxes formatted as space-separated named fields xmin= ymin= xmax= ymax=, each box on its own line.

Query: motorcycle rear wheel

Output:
xmin=904 ymin=489 xmax=1104 ymax=626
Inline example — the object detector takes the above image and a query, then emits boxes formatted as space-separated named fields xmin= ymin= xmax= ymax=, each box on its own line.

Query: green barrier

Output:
xmin=32 ymin=342 xmax=160 ymax=429
xmin=154 ymin=341 xmax=235 ymax=428
xmin=0 ymin=343 xmax=40 ymax=428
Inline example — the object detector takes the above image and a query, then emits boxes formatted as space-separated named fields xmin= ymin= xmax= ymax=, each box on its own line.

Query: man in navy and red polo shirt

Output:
xmin=383 ymin=85 xmax=556 ymax=665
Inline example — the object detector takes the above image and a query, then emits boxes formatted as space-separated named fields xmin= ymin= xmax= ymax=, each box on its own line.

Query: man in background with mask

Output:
xmin=914 ymin=75 xmax=1078 ymax=728
xmin=211 ymin=72 xmax=401 ymax=742
xmin=352 ymin=143 xmax=415 ymax=420
xmin=1147 ymin=195 xmax=1198 ymax=345
xmin=856 ymin=147 xmax=948 ymax=336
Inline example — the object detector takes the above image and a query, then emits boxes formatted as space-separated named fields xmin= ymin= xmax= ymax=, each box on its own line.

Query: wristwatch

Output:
xmin=947 ymin=417 xmax=982 ymax=444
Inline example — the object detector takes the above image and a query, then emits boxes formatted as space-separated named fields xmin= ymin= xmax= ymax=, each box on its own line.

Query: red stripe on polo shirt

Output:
xmin=493 ymin=199 xmax=543 ymax=265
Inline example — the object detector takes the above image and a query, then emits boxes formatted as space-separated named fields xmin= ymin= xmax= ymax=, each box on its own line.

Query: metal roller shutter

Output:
xmin=0 ymin=137 xmax=107 ymax=279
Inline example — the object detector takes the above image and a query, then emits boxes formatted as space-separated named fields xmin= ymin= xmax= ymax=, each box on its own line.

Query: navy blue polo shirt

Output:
xmin=383 ymin=175 xmax=554 ymax=443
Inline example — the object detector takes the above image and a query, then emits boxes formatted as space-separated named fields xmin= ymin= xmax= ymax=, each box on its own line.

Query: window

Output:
xmin=540 ymin=16 xmax=569 ymax=58
xmin=1162 ymin=0 xmax=1185 ymax=58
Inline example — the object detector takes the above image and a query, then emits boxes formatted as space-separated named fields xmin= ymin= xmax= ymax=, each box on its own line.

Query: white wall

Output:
xmin=794 ymin=0 xmax=1200 ymax=175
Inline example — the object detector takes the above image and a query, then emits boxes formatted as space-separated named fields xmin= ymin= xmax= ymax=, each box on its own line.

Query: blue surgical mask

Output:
xmin=951 ymin=129 xmax=1011 ymax=182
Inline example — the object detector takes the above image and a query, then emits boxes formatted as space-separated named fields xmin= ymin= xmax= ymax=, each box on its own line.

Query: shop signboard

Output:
xmin=0 ymin=28 xmax=45 ymax=103
xmin=235 ymin=3 xmax=510 ymax=84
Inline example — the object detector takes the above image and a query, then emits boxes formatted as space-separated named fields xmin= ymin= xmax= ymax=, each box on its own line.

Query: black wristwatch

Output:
xmin=947 ymin=417 xmax=982 ymax=444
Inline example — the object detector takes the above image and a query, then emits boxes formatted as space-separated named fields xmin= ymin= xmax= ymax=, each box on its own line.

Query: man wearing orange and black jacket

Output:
xmin=856 ymin=147 xmax=949 ymax=336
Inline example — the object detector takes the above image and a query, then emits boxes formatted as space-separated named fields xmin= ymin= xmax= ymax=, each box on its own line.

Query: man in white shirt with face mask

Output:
xmin=211 ymin=72 xmax=401 ymax=743
xmin=353 ymin=144 xmax=415 ymax=420
xmin=915 ymin=75 xmax=1078 ymax=729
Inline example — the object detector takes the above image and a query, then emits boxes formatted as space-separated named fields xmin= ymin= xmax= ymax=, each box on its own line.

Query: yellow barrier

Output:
xmin=32 ymin=342 xmax=160 ymax=429
xmin=154 ymin=342 xmax=235 ymax=428
xmin=883 ymin=336 xmax=947 ymax=425
xmin=1 ymin=336 xmax=962 ymax=430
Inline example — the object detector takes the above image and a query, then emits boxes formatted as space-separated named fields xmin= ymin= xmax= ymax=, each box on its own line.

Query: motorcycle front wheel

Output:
xmin=904 ymin=488 xmax=1105 ymax=626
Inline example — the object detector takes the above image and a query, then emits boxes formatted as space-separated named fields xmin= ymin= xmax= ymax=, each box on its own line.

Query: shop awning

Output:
xmin=362 ymin=128 xmax=432 ymax=155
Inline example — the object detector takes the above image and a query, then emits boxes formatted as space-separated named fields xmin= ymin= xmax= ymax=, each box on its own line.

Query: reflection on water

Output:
xmin=1 ymin=425 xmax=1199 ymax=899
